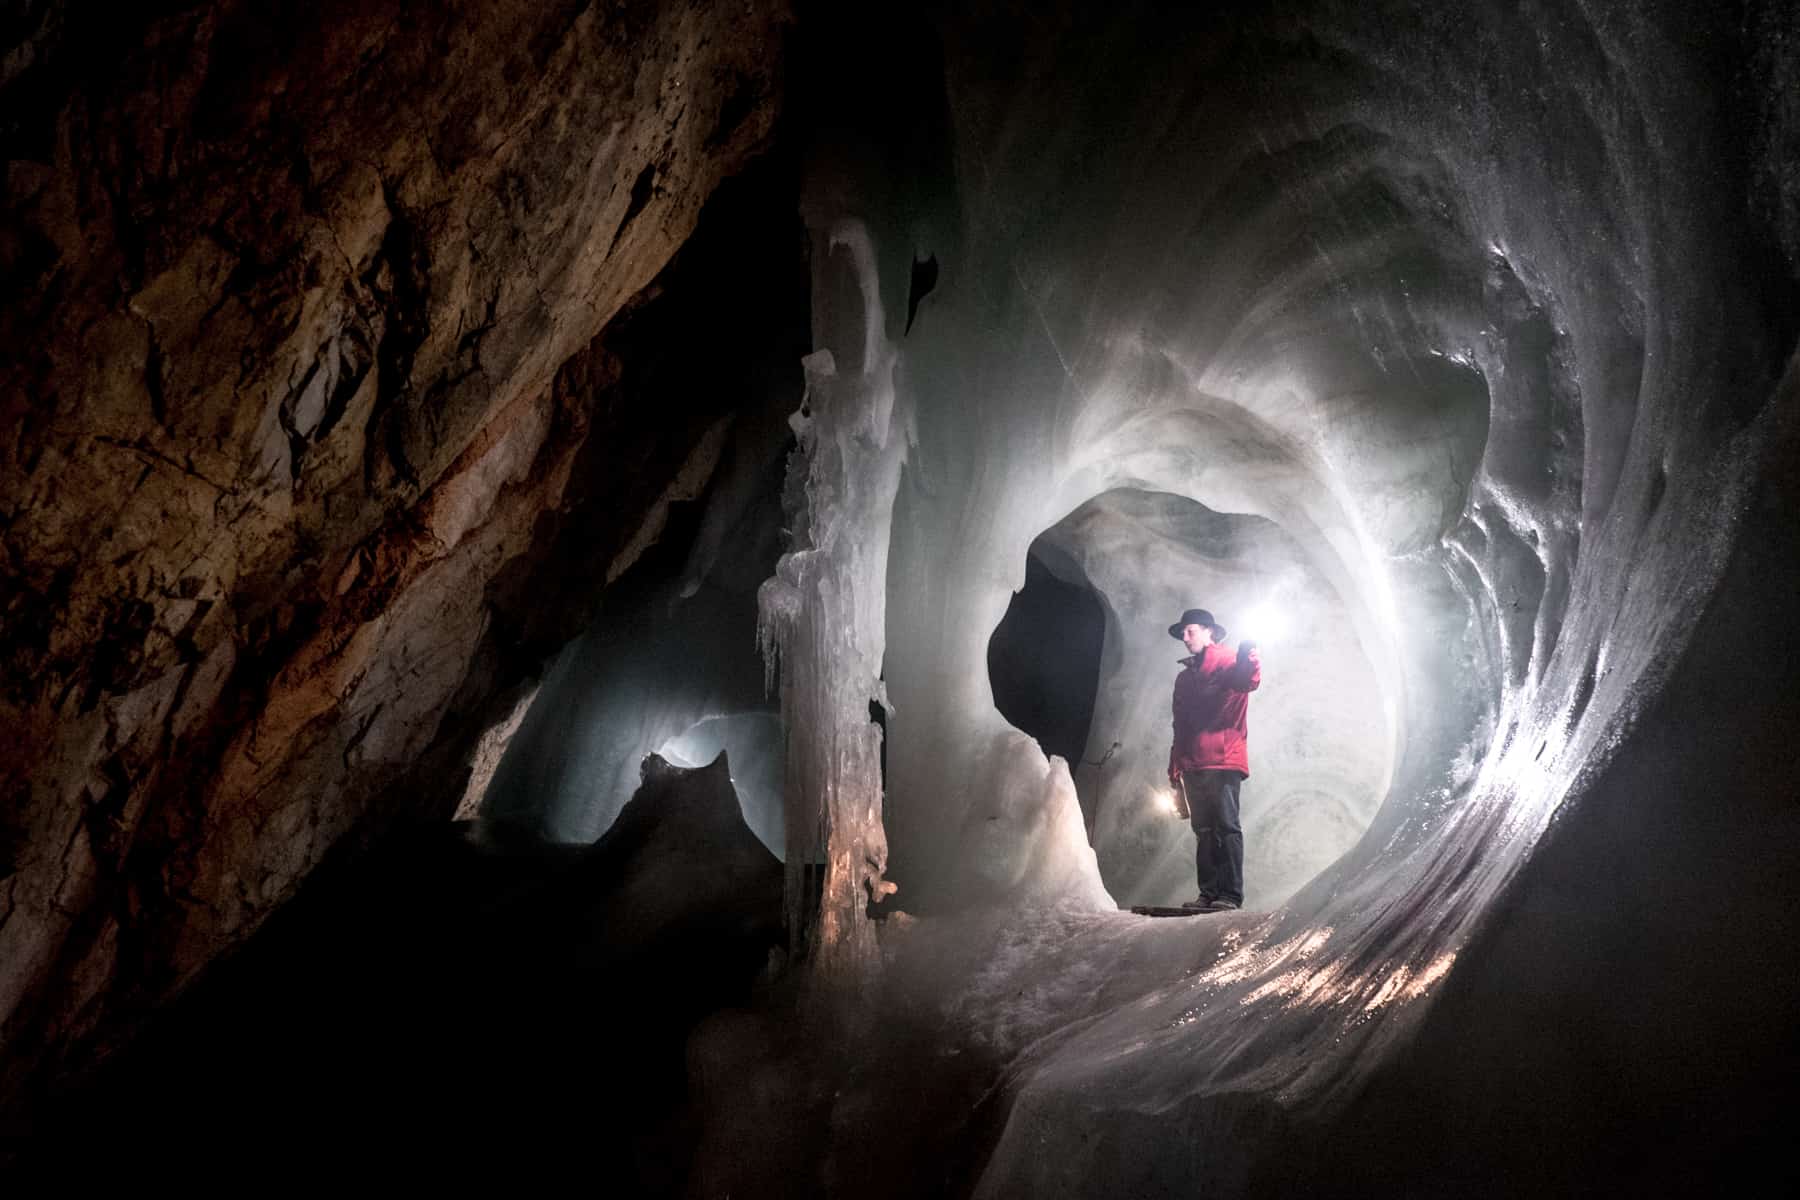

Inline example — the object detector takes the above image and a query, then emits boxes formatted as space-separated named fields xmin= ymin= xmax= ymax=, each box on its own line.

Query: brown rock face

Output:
xmin=0 ymin=0 xmax=792 ymax=1107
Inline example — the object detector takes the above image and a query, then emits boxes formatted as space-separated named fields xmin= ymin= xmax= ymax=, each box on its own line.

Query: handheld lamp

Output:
xmin=1238 ymin=601 xmax=1288 ymax=646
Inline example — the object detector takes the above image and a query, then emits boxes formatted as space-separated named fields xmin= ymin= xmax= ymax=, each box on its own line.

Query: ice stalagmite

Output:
xmin=758 ymin=219 xmax=907 ymax=993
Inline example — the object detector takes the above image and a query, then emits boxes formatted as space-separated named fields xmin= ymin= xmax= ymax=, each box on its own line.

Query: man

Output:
xmin=1167 ymin=607 xmax=1262 ymax=912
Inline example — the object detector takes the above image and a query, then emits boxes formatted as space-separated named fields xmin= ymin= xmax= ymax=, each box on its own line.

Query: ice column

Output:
xmin=757 ymin=219 xmax=906 ymax=993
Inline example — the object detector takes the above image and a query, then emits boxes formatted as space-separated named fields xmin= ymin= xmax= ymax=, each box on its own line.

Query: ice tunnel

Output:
xmin=725 ymin=1 xmax=1798 ymax=1193
xmin=1003 ymin=488 xmax=1403 ymax=912
xmin=491 ymin=1 xmax=1793 ymax=1188
xmin=1 ymin=0 xmax=1796 ymax=1193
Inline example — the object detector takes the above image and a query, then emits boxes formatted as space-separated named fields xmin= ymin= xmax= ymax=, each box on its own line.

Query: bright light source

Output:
xmin=1238 ymin=602 xmax=1288 ymax=645
xmin=1154 ymin=788 xmax=1178 ymax=815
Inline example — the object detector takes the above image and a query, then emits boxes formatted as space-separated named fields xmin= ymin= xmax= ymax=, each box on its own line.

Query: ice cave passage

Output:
xmin=2 ymin=0 xmax=1796 ymax=1195
xmin=993 ymin=488 xmax=1408 ymax=912
xmin=465 ymin=0 xmax=1795 ymax=1186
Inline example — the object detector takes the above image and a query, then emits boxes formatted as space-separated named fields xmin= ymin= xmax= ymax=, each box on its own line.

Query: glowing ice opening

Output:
xmin=987 ymin=490 xmax=1396 ymax=911
xmin=657 ymin=712 xmax=786 ymax=859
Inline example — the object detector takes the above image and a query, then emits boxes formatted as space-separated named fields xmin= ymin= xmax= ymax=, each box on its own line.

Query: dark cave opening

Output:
xmin=986 ymin=548 xmax=1106 ymax=769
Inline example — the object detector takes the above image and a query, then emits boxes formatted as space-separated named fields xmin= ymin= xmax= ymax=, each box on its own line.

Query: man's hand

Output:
xmin=1245 ymin=647 xmax=1262 ymax=668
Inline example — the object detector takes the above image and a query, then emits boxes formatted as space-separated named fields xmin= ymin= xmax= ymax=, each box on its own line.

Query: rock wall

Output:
xmin=0 ymin=0 xmax=792 ymax=1107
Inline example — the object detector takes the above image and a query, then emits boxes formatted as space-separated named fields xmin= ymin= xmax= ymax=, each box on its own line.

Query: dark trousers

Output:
xmin=1181 ymin=769 xmax=1244 ymax=905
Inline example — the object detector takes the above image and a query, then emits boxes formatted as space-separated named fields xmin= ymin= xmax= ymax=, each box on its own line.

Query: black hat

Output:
xmin=1168 ymin=608 xmax=1227 ymax=642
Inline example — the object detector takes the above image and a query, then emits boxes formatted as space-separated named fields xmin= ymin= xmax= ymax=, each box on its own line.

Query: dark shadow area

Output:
xmin=7 ymin=757 xmax=782 ymax=1191
xmin=477 ymin=138 xmax=812 ymax=677
xmin=987 ymin=549 xmax=1106 ymax=766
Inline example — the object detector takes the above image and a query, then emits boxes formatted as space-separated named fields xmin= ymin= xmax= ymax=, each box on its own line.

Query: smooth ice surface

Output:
xmin=940 ymin=727 xmax=1114 ymax=914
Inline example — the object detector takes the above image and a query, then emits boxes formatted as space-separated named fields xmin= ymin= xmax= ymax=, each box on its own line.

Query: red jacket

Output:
xmin=1169 ymin=643 xmax=1261 ymax=778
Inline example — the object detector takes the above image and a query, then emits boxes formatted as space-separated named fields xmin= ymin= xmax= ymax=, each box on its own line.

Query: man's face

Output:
xmin=1180 ymin=623 xmax=1213 ymax=653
